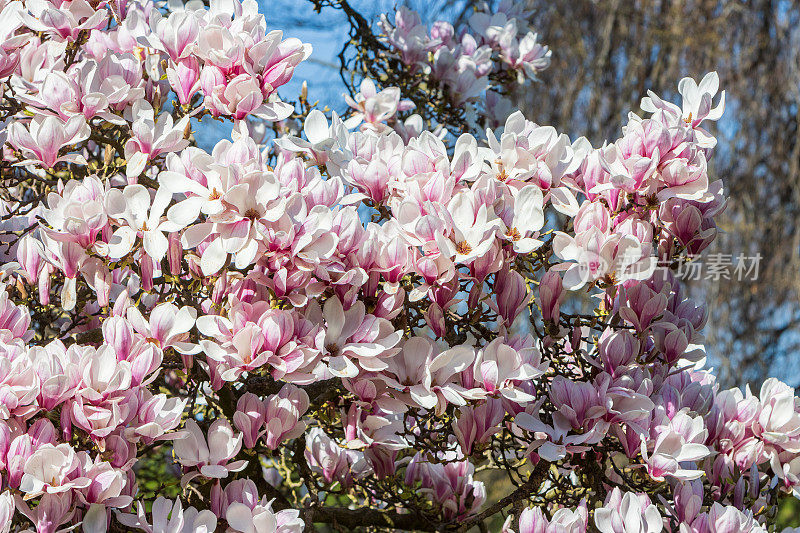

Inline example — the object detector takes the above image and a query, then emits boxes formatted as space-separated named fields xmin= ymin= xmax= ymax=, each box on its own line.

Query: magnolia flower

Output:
xmin=428 ymin=345 xmax=481 ymax=414
xmin=75 ymin=345 xmax=132 ymax=403
xmin=14 ymin=493 xmax=74 ymax=533
xmin=0 ymin=337 xmax=41 ymax=420
xmin=201 ymin=72 xmax=268 ymax=120
xmin=275 ymin=109 xmax=349 ymax=168
xmin=7 ymin=115 xmax=90 ymax=168
xmin=19 ymin=443 xmax=90 ymax=498
xmin=687 ymin=503 xmax=765 ymax=533
xmin=28 ymin=341 xmax=81 ymax=411
xmin=343 ymin=79 xmax=414 ymax=131
xmin=380 ymin=336 xmax=437 ymax=409
xmin=40 ymin=174 xmax=108 ymax=248
xmin=23 ymin=67 xmax=125 ymax=125
xmin=181 ymin=171 xmax=287 ymax=275
xmin=173 ymin=419 xmax=247 ymax=484
xmin=234 ymin=392 xmax=268 ymax=449
xmin=167 ymin=57 xmax=202 ymax=105
xmin=104 ymin=185 xmax=181 ymax=262
xmin=124 ymin=101 xmax=191 ymax=178
xmin=484 ymin=111 xmax=576 ymax=189
xmin=642 ymin=409 xmax=710 ymax=482
xmin=160 ymin=160 xmax=232 ymax=228
xmin=501 ymin=185 xmax=544 ymax=253
xmin=642 ymin=72 xmax=725 ymax=128
xmin=454 ymin=399 xmax=504 ymax=455
xmin=0 ymin=491 xmax=12 ymax=533
xmin=226 ymin=501 xmax=304 ymax=533
xmin=508 ymin=31 xmax=552 ymax=80
xmin=552 ymin=228 xmax=656 ymax=290
xmin=502 ymin=501 xmax=588 ymax=533
xmin=757 ymin=378 xmax=800 ymax=452
xmin=129 ymin=392 xmax=186 ymax=444
xmin=473 ymin=338 xmax=547 ymax=403
xmin=305 ymin=427 xmax=368 ymax=487
xmin=118 ymin=497 xmax=217 ymax=533
xmin=515 ymin=407 xmax=606 ymax=462
xmin=80 ymin=458 xmax=132 ymax=507
xmin=20 ymin=0 xmax=107 ymax=41
xmin=126 ymin=302 xmax=198 ymax=354
xmin=378 ymin=7 xmax=433 ymax=66
xmin=319 ymin=296 xmax=402 ymax=378
xmin=198 ymin=302 xmax=321 ymax=385
xmin=404 ymin=452 xmax=486 ymax=521
xmin=139 ymin=10 xmax=201 ymax=62
xmin=436 ymin=190 xmax=503 ymax=264
xmin=594 ymin=488 xmax=662 ymax=533
xmin=262 ymin=384 xmax=309 ymax=449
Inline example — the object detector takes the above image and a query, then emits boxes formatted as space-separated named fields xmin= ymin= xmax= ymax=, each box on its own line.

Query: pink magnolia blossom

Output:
xmin=124 ymin=102 xmax=191 ymax=178
xmin=28 ymin=340 xmax=81 ymax=410
xmin=19 ymin=443 xmax=91 ymax=497
xmin=472 ymin=338 xmax=547 ymax=403
xmin=7 ymin=115 xmax=90 ymax=168
xmin=317 ymin=296 xmax=402 ymax=378
xmin=305 ymin=427 xmax=369 ymax=487
xmin=40 ymin=175 xmax=108 ymax=249
xmin=262 ymin=384 xmax=309 ymax=449
xmin=642 ymin=408 xmax=710 ymax=481
xmin=20 ymin=0 xmax=107 ymax=41
xmin=552 ymin=227 xmax=656 ymax=290
xmin=14 ymin=493 xmax=74 ymax=533
xmin=118 ymin=497 xmax=217 ymax=533
xmin=453 ymin=398 xmax=504 ymax=455
xmin=378 ymin=7 xmax=434 ymax=66
xmin=173 ymin=419 xmax=247 ymax=483
xmin=128 ymin=391 xmax=186 ymax=444
xmin=275 ymin=109 xmax=349 ymax=168
xmin=435 ymin=189 xmax=503 ymax=265
xmin=233 ymin=392 xmax=268 ymax=449
xmin=686 ymin=503 xmax=765 ymax=533
xmin=502 ymin=501 xmax=588 ymax=533
xmin=226 ymin=500 xmax=304 ymax=533
xmin=404 ymin=451 xmax=486 ymax=521
xmin=0 ymin=491 xmax=12 ymax=533
xmin=343 ymin=78 xmax=414 ymax=132
xmin=141 ymin=10 xmax=201 ymax=62
xmin=198 ymin=300 xmax=322 ymax=385
xmin=0 ymin=335 xmax=39 ymax=420
xmin=594 ymin=488 xmax=663 ymax=533
xmin=126 ymin=302 xmax=198 ymax=354
xmin=167 ymin=57 xmax=202 ymax=105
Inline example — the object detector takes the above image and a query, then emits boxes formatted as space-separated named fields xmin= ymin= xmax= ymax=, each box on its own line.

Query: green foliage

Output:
xmin=134 ymin=446 xmax=182 ymax=507
xmin=778 ymin=496 xmax=800 ymax=529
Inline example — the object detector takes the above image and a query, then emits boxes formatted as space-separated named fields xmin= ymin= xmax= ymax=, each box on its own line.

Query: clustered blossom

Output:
xmin=378 ymin=1 xmax=550 ymax=125
xmin=0 ymin=0 xmax=798 ymax=530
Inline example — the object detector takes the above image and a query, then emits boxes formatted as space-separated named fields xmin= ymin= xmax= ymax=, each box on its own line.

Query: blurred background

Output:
xmin=196 ymin=0 xmax=800 ymax=528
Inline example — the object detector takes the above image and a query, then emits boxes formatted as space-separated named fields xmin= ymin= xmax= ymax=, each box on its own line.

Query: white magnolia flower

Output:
xmin=104 ymin=185 xmax=180 ymax=262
